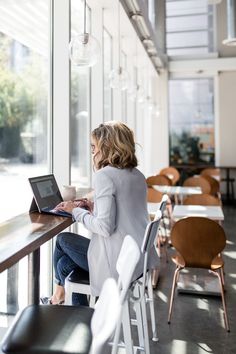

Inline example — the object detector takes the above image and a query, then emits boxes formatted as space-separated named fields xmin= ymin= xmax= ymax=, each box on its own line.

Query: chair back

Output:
xmin=146 ymin=174 xmax=172 ymax=186
xmin=183 ymin=176 xmax=211 ymax=194
xmin=171 ymin=217 xmax=226 ymax=269
xmin=141 ymin=210 xmax=162 ymax=280
xmin=201 ymin=175 xmax=220 ymax=196
xmin=116 ymin=235 xmax=140 ymax=303
xmin=90 ymin=278 xmax=121 ymax=354
xmin=183 ymin=194 xmax=221 ymax=206
xmin=200 ymin=168 xmax=220 ymax=179
xmin=147 ymin=187 xmax=163 ymax=203
xmin=160 ymin=166 xmax=180 ymax=185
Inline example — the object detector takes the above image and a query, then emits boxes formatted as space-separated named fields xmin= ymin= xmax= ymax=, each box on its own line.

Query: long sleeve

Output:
xmin=72 ymin=170 xmax=116 ymax=238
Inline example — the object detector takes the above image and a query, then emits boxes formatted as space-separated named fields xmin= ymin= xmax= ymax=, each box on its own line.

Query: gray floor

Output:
xmin=149 ymin=205 xmax=236 ymax=354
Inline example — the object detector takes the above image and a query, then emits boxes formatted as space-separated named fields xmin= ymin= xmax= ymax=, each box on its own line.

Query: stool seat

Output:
xmin=68 ymin=267 xmax=90 ymax=285
xmin=2 ymin=305 xmax=93 ymax=354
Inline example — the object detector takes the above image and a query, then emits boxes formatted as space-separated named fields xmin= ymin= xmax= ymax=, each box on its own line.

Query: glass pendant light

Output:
xmin=109 ymin=1 xmax=130 ymax=90
xmin=69 ymin=0 xmax=100 ymax=67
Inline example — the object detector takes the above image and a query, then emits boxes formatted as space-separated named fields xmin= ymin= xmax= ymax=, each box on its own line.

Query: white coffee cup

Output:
xmin=62 ymin=185 xmax=76 ymax=201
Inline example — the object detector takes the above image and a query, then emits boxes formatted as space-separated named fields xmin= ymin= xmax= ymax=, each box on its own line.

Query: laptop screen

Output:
xmin=29 ymin=174 xmax=63 ymax=211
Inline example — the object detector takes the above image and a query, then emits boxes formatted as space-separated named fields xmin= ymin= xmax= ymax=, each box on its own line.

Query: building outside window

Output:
xmin=169 ymin=78 xmax=215 ymax=166
xmin=70 ymin=0 xmax=91 ymax=187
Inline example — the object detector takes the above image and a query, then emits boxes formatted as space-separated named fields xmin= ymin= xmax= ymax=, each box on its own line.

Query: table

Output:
xmin=172 ymin=205 xmax=224 ymax=221
xmin=172 ymin=204 xmax=224 ymax=296
xmin=153 ymin=185 xmax=202 ymax=204
xmin=0 ymin=212 xmax=73 ymax=305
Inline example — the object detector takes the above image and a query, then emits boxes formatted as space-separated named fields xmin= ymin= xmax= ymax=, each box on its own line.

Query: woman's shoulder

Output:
xmin=96 ymin=166 xmax=145 ymax=179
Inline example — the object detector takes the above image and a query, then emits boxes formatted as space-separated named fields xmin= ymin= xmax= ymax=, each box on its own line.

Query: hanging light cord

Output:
xmin=118 ymin=1 xmax=121 ymax=71
xmin=84 ymin=0 xmax=87 ymax=34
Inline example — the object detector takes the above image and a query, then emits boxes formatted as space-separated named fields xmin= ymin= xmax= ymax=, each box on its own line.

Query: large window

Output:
xmin=0 ymin=0 xmax=50 ymax=223
xmin=103 ymin=27 xmax=113 ymax=122
xmin=70 ymin=0 xmax=91 ymax=187
xmin=169 ymin=78 xmax=215 ymax=165
xmin=166 ymin=0 xmax=215 ymax=57
xmin=0 ymin=0 xmax=50 ymax=320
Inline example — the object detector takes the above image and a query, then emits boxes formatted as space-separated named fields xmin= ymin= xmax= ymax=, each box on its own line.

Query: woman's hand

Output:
xmin=54 ymin=200 xmax=76 ymax=214
xmin=75 ymin=198 xmax=94 ymax=212
xmin=55 ymin=198 xmax=94 ymax=213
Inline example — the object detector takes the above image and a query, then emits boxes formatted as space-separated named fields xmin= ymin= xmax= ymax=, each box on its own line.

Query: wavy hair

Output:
xmin=91 ymin=121 xmax=138 ymax=170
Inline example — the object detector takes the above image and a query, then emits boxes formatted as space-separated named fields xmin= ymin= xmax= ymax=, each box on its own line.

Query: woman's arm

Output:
xmin=72 ymin=170 xmax=116 ymax=238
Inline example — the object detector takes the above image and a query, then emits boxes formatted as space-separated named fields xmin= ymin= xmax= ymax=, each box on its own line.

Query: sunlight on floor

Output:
xmin=197 ymin=298 xmax=209 ymax=311
xmin=156 ymin=290 xmax=168 ymax=303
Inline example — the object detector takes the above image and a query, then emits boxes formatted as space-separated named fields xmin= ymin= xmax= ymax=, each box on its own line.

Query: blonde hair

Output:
xmin=92 ymin=121 xmax=138 ymax=170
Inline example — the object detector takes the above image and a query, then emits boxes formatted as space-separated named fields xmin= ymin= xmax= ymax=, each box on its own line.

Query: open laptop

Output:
xmin=29 ymin=174 xmax=72 ymax=218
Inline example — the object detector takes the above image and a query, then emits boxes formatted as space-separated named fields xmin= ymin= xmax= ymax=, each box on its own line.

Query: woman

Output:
xmin=45 ymin=121 xmax=158 ymax=305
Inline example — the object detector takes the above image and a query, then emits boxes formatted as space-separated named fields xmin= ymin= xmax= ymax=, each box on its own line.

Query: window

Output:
xmin=103 ymin=27 xmax=113 ymax=122
xmin=169 ymin=78 xmax=215 ymax=165
xmin=0 ymin=0 xmax=50 ymax=223
xmin=70 ymin=0 xmax=91 ymax=187
xmin=121 ymin=51 xmax=128 ymax=122
xmin=166 ymin=0 xmax=215 ymax=57
xmin=0 ymin=0 xmax=50 ymax=318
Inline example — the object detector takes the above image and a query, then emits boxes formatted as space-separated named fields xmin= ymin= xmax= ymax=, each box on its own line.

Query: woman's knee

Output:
xmin=56 ymin=232 xmax=71 ymax=249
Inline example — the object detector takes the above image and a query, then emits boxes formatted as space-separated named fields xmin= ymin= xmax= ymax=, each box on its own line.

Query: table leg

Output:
xmin=225 ymin=168 xmax=230 ymax=201
xmin=6 ymin=264 xmax=19 ymax=315
xmin=28 ymin=248 xmax=40 ymax=305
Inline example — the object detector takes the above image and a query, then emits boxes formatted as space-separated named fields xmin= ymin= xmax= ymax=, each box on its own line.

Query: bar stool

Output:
xmin=1 ymin=278 xmax=121 ymax=354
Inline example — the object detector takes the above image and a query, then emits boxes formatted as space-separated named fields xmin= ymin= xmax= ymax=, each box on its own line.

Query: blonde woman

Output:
xmin=43 ymin=121 xmax=158 ymax=305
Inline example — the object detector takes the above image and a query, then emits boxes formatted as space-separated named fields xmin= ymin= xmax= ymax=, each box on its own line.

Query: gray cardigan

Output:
xmin=72 ymin=166 xmax=158 ymax=296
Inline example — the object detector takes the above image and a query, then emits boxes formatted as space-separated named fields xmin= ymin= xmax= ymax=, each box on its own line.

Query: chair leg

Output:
xmin=215 ymin=270 xmax=230 ymax=332
xmin=151 ymin=268 xmax=159 ymax=289
xmin=147 ymin=272 xmax=158 ymax=341
xmin=133 ymin=284 xmax=145 ymax=349
xmin=122 ymin=300 xmax=135 ymax=354
xmin=64 ymin=279 xmax=72 ymax=305
xmin=168 ymin=267 xmax=180 ymax=324
xmin=140 ymin=289 xmax=151 ymax=354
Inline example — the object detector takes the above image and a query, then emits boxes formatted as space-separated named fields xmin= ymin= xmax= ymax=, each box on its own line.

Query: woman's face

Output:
xmin=91 ymin=137 xmax=100 ymax=168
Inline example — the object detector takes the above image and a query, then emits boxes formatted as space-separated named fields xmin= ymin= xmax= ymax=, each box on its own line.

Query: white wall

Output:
xmin=218 ymin=71 xmax=236 ymax=165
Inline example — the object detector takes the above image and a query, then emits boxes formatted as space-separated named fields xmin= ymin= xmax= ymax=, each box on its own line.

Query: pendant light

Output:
xmin=69 ymin=0 xmax=101 ymax=67
xmin=128 ymin=40 xmax=145 ymax=102
xmin=109 ymin=1 xmax=130 ymax=90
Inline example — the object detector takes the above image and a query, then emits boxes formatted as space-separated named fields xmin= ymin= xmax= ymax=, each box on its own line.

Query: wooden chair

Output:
xmin=183 ymin=176 xmax=211 ymax=194
xmin=146 ymin=174 xmax=172 ymax=186
xmin=168 ymin=217 xmax=230 ymax=332
xmin=200 ymin=167 xmax=221 ymax=180
xmin=160 ymin=166 xmax=180 ymax=185
xmin=201 ymin=175 xmax=221 ymax=198
xmin=183 ymin=193 xmax=221 ymax=206
xmin=147 ymin=187 xmax=163 ymax=204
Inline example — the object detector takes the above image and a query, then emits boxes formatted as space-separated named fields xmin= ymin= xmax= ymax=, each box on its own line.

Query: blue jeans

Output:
xmin=54 ymin=232 xmax=90 ymax=306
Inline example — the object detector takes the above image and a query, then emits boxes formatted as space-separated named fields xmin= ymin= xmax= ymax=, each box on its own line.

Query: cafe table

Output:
xmin=172 ymin=205 xmax=224 ymax=222
xmin=153 ymin=185 xmax=202 ymax=204
xmin=0 ymin=212 xmax=73 ymax=306
xmin=172 ymin=204 xmax=224 ymax=296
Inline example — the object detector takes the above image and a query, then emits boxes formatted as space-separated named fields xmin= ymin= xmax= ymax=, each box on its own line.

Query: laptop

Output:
xmin=29 ymin=174 xmax=72 ymax=218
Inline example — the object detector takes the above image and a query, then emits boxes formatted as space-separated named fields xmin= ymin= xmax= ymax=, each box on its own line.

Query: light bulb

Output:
xmin=128 ymin=84 xmax=145 ymax=102
xmin=69 ymin=33 xmax=101 ymax=67
xmin=109 ymin=67 xmax=130 ymax=90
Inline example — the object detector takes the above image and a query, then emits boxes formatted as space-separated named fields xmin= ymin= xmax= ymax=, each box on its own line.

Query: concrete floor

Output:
xmin=149 ymin=205 xmax=236 ymax=354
